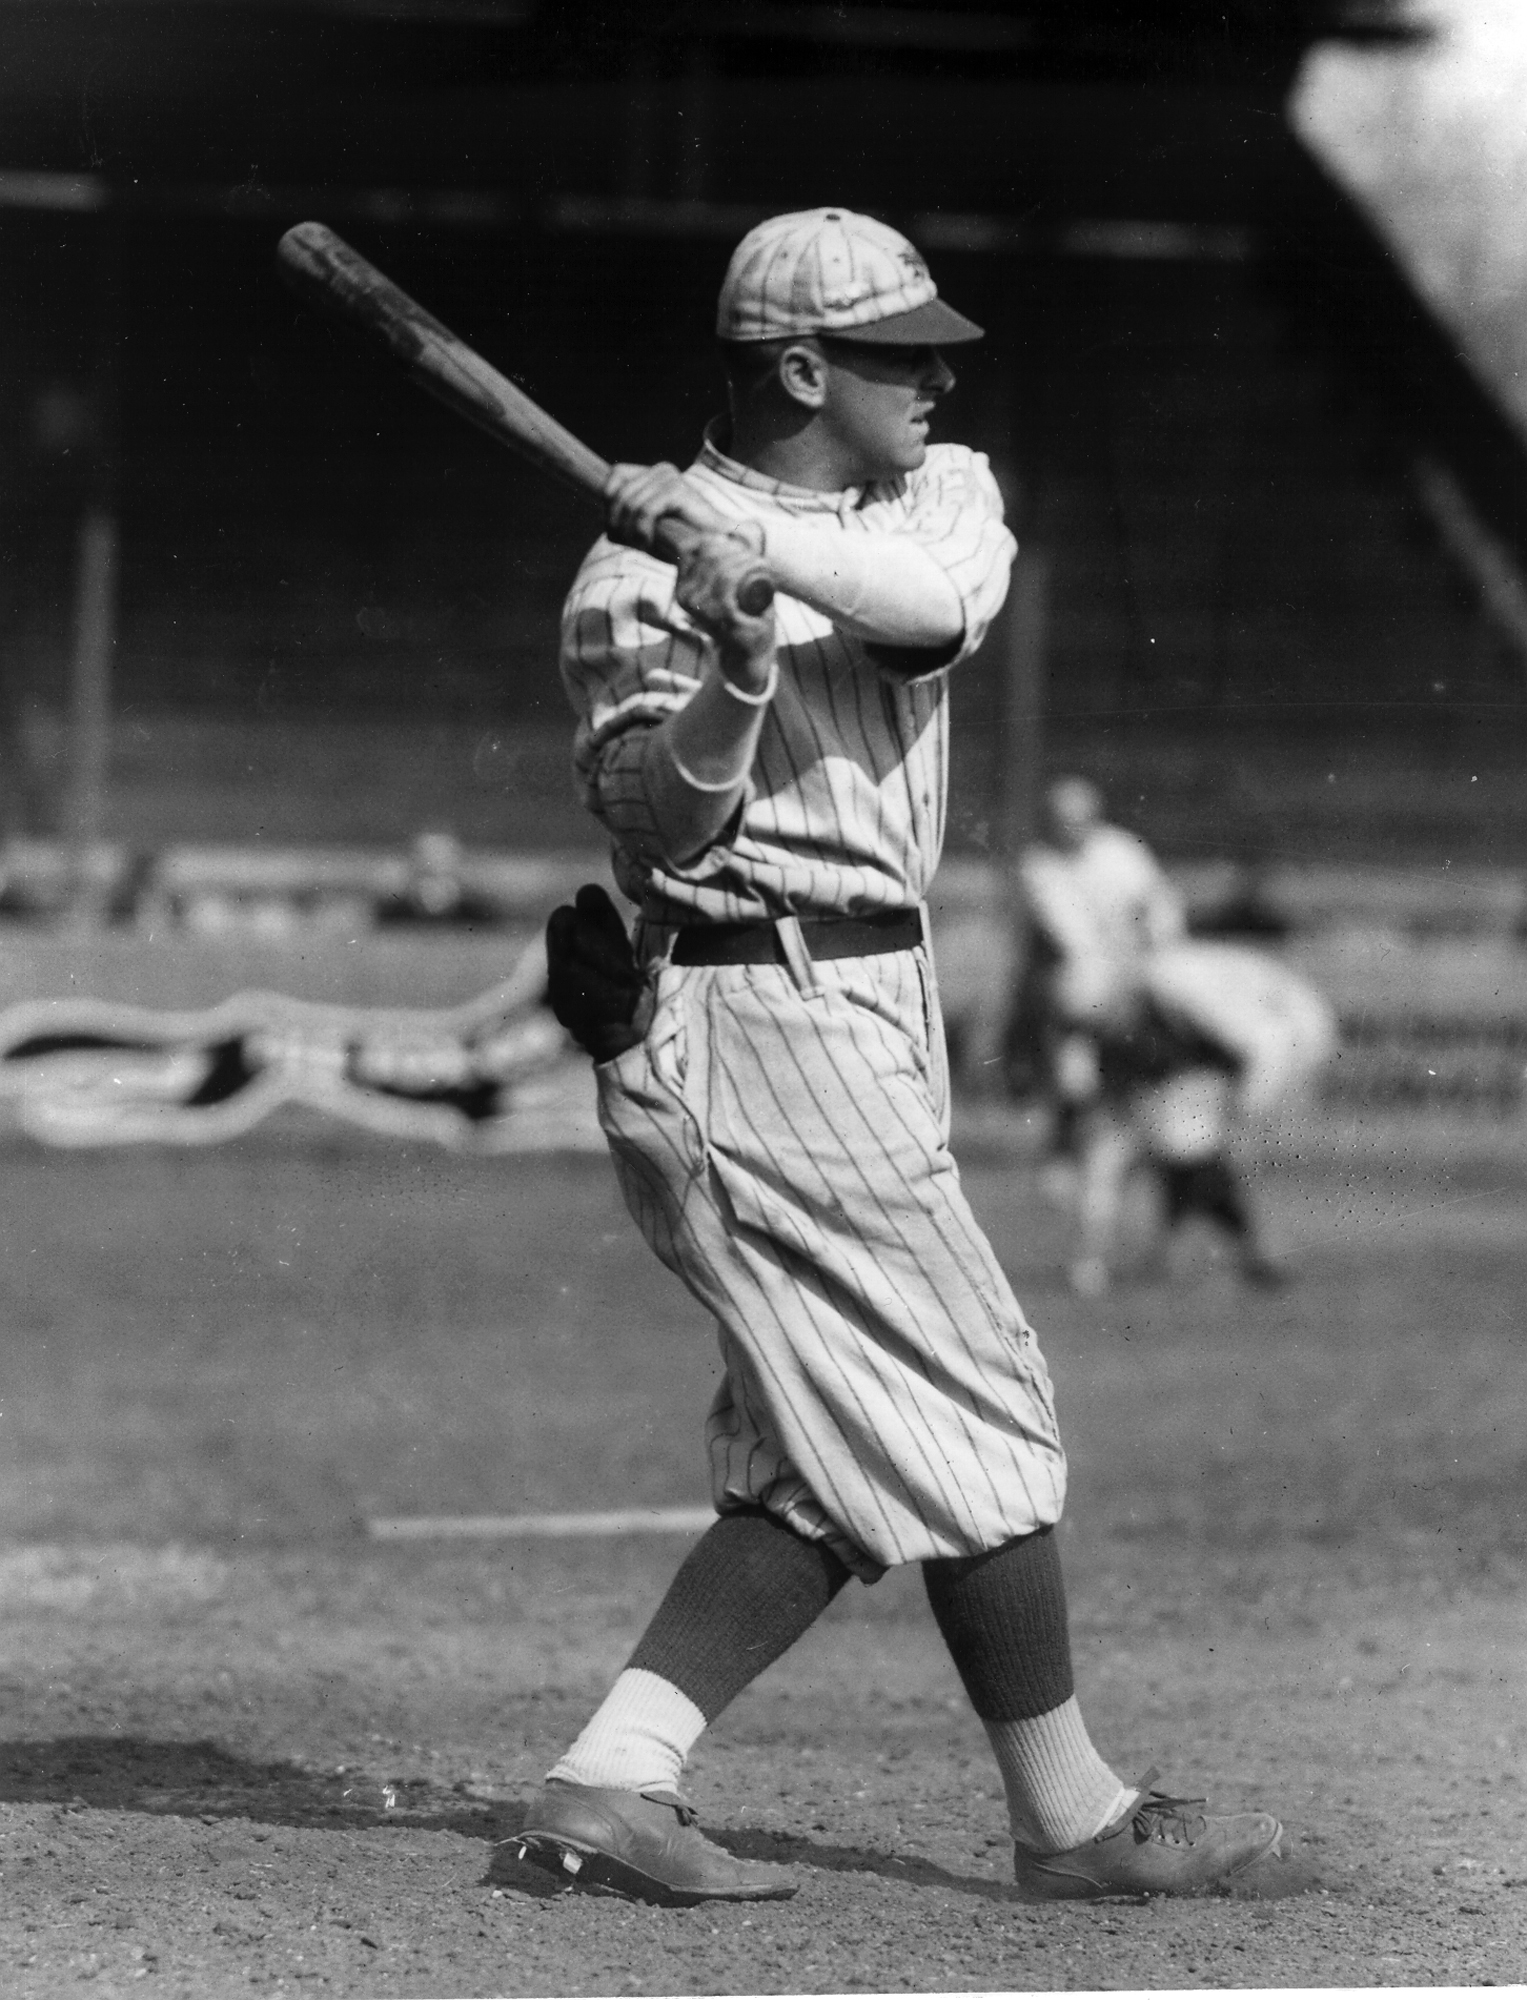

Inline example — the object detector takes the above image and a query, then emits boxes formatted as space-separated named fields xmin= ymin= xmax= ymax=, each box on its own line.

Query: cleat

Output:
xmin=1013 ymin=1767 xmax=1284 ymax=1901
xmin=516 ymin=1780 xmax=797 ymax=1907
xmin=1241 ymin=1251 xmax=1295 ymax=1291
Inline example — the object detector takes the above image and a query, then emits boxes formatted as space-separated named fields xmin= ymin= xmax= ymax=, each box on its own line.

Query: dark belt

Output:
xmin=670 ymin=907 xmax=923 ymax=967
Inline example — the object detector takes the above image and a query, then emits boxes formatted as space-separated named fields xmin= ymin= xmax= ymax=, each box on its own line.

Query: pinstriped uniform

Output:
xmin=564 ymin=431 xmax=1013 ymax=925
xmin=560 ymin=431 xmax=1067 ymax=1581
xmin=717 ymin=208 xmax=942 ymax=344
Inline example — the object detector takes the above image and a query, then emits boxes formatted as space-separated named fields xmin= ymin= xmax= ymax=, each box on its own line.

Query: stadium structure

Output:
xmin=0 ymin=0 xmax=1522 ymax=1112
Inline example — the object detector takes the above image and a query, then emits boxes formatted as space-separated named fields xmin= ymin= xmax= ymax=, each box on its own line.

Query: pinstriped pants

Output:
xmin=595 ymin=939 xmax=1068 ymax=1581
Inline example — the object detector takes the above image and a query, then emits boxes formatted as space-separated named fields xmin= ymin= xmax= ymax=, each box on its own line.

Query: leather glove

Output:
xmin=545 ymin=883 xmax=644 ymax=1063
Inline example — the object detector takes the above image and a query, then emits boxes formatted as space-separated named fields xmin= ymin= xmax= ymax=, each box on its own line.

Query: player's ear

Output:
xmin=777 ymin=340 xmax=829 ymax=412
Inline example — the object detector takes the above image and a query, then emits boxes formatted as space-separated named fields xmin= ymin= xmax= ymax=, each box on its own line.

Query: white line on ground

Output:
xmin=367 ymin=1507 xmax=715 ymax=1541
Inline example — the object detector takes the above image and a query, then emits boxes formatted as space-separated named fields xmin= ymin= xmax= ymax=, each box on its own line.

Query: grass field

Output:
xmin=0 ymin=1114 xmax=1524 ymax=1994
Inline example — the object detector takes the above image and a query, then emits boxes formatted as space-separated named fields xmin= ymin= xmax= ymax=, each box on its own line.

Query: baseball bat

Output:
xmin=276 ymin=221 xmax=773 ymax=614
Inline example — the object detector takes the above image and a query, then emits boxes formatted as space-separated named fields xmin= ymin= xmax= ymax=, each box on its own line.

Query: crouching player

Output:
xmin=1065 ymin=941 xmax=1336 ymax=1295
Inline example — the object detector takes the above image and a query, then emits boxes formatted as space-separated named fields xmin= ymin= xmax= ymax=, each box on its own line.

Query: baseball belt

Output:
xmin=670 ymin=907 xmax=923 ymax=967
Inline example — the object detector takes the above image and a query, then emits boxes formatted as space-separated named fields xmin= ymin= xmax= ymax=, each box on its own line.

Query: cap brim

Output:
xmin=825 ymin=297 xmax=985 ymax=346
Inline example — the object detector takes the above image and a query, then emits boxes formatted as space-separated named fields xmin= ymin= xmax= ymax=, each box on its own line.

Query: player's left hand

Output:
xmin=674 ymin=530 xmax=777 ymax=692
xmin=605 ymin=463 xmax=728 ymax=553
xmin=674 ymin=529 xmax=773 ymax=637
xmin=545 ymin=883 xmax=644 ymax=1063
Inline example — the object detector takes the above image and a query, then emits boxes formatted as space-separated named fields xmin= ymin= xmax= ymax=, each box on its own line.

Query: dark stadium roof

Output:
xmin=0 ymin=0 xmax=1425 ymax=94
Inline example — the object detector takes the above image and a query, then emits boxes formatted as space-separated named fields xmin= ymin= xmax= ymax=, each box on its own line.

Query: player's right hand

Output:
xmin=605 ymin=462 xmax=727 ymax=553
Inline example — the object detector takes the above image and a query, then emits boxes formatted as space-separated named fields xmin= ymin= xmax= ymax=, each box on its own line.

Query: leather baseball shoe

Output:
xmin=513 ymin=1779 xmax=797 ymax=1906
xmin=1013 ymin=1768 xmax=1282 ymax=1900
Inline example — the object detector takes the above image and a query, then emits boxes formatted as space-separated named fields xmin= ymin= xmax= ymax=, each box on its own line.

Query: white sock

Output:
xmin=984 ymin=1696 xmax=1134 ymax=1854
xmin=545 ymin=1668 xmax=707 ymax=1793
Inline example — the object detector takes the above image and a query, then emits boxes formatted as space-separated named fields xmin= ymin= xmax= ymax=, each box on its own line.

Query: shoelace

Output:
xmin=640 ymin=1788 xmax=699 ymax=1826
xmin=1099 ymin=1767 xmax=1209 ymax=1848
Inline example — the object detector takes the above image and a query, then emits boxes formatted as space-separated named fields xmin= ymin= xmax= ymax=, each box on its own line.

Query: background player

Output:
xmin=520 ymin=207 xmax=1282 ymax=1907
xmin=1020 ymin=776 xmax=1188 ymax=994
xmin=1014 ymin=775 xmax=1188 ymax=1178
xmin=1016 ymin=780 xmax=1336 ymax=1289
xmin=1061 ymin=974 xmax=1312 ymax=1296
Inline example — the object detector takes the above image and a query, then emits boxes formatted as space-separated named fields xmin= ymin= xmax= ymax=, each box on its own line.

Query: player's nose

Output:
xmin=922 ymin=349 xmax=956 ymax=397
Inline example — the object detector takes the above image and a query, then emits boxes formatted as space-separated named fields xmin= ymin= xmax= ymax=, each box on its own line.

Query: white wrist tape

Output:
xmin=718 ymin=657 xmax=780 ymax=706
xmin=760 ymin=515 xmax=963 ymax=647
xmin=667 ymin=744 xmax=752 ymax=794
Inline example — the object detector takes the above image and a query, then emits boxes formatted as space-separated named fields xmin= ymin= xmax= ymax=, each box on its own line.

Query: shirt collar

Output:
xmin=695 ymin=419 xmax=868 ymax=514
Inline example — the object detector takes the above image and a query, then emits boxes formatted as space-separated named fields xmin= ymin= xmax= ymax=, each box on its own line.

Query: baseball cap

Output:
xmin=716 ymin=207 xmax=984 ymax=346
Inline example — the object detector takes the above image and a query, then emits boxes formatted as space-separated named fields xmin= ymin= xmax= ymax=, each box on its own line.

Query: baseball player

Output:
xmin=1146 ymin=938 xmax=1337 ymax=1133
xmin=518 ymin=208 xmax=1282 ymax=1906
xmin=1016 ymin=776 xmax=1187 ymax=1172
xmin=1020 ymin=777 xmax=1187 ymax=1002
xmin=1019 ymin=784 xmax=1333 ymax=1290
xmin=1062 ymin=984 xmax=1301 ymax=1297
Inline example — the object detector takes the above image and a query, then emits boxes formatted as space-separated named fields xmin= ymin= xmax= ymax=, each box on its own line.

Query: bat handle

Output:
xmin=733 ymin=569 xmax=777 ymax=618
xmin=656 ymin=521 xmax=776 ymax=617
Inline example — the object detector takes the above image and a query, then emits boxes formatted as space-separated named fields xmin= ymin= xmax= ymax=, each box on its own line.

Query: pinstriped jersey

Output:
xmin=559 ymin=428 xmax=1016 ymax=924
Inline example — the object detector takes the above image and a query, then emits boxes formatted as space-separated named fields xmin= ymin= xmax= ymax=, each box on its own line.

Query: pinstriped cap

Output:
xmin=717 ymin=207 xmax=984 ymax=346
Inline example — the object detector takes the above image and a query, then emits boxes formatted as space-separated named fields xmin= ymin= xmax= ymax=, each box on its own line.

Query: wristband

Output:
xmin=718 ymin=657 xmax=779 ymax=707
xmin=668 ymin=746 xmax=752 ymax=794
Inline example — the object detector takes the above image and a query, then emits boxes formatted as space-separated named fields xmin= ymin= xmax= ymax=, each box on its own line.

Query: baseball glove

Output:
xmin=545 ymin=883 xmax=644 ymax=1063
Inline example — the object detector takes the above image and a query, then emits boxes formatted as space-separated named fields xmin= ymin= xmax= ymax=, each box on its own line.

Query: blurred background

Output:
xmin=0 ymin=0 xmax=1523 ymax=1121
xmin=3 ymin=22 xmax=1523 ymax=1981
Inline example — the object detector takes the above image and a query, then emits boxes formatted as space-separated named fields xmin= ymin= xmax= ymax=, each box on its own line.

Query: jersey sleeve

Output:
xmin=559 ymin=539 xmax=720 ymax=869
xmin=1103 ymin=830 xmax=1188 ymax=949
xmin=855 ymin=443 xmax=1017 ymax=671
xmin=1140 ymin=857 xmax=1189 ymax=952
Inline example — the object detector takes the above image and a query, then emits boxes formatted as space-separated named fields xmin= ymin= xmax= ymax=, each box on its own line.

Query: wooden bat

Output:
xmin=275 ymin=220 xmax=774 ymax=614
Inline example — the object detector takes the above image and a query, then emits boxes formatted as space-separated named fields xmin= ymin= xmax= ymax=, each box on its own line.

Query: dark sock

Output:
xmin=922 ymin=1525 xmax=1075 ymax=1722
xmin=1161 ymin=1162 xmax=1197 ymax=1229
xmin=1193 ymin=1156 xmax=1252 ymax=1235
xmin=1164 ymin=1157 xmax=1250 ymax=1238
xmin=627 ymin=1507 xmax=851 ymax=1721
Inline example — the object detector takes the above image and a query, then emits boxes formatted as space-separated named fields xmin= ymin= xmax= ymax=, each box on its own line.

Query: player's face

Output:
xmin=815 ymin=340 xmax=956 ymax=482
xmin=1046 ymin=779 xmax=1102 ymax=851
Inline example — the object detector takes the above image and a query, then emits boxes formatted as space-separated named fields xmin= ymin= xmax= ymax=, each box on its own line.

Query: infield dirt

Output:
xmin=1 ymin=1117 xmax=1523 ymax=1995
